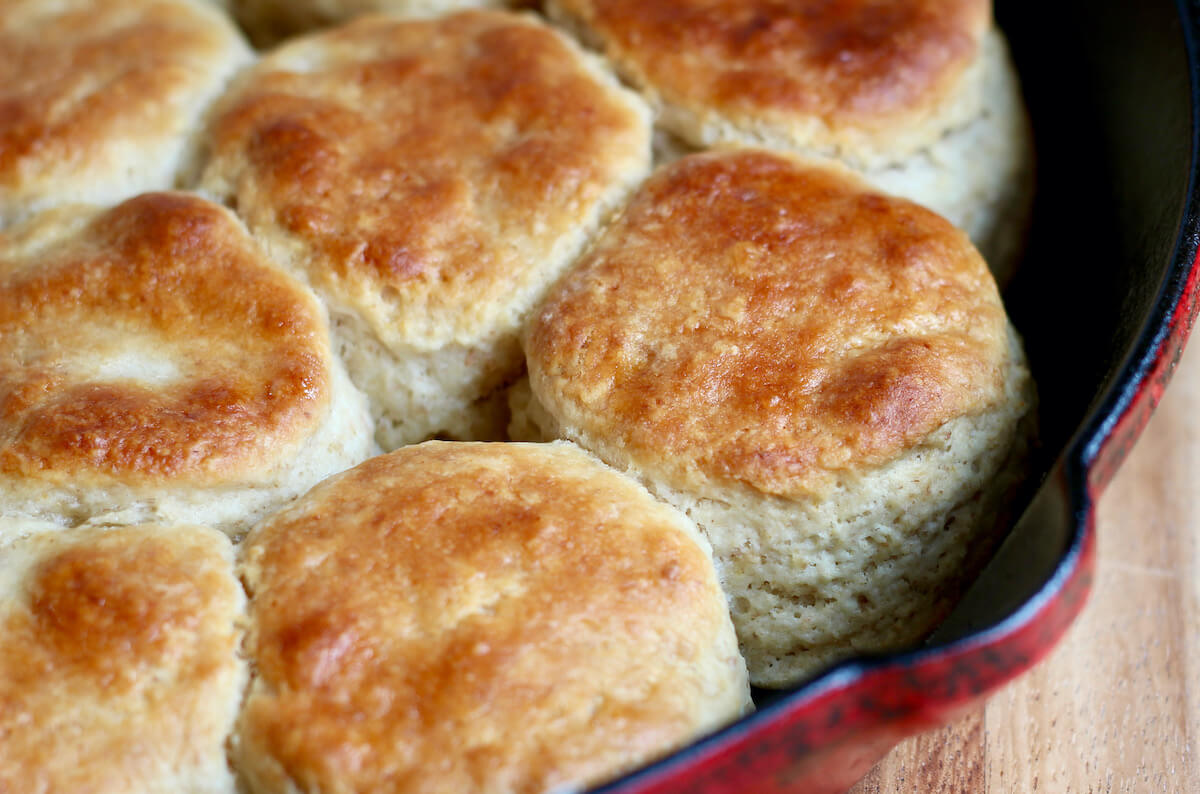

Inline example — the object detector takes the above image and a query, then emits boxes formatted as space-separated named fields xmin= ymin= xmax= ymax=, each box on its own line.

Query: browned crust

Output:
xmin=0 ymin=525 xmax=243 ymax=793
xmin=550 ymin=0 xmax=989 ymax=135
xmin=203 ymin=10 xmax=650 ymax=348
xmin=238 ymin=442 xmax=746 ymax=793
xmin=526 ymin=150 xmax=1010 ymax=499
xmin=0 ymin=0 xmax=247 ymax=210
xmin=0 ymin=192 xmax=332 ymax=484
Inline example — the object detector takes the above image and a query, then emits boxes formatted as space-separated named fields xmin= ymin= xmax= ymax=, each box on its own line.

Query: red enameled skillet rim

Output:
xmin=588 ymin=1 xmax=1200 ymax=791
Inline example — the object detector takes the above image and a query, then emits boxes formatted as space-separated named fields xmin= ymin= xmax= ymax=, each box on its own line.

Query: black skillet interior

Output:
xmin=926 ymin=0 xmax=1200 ymax=644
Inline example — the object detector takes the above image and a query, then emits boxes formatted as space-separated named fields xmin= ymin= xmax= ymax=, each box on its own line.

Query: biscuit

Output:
xmin=0 ymin=0 xmax=253 ymax=228
xmin=236 ymin=440 xmax=751 ymax=793
xmin=0 ymin=192 xmax=374 ymax=536
xmin=0 ymin=523 xmax=246 ymax=794
xmin=518 ymin=150 xmax=1035 ymax=686
xmin=543 ymin=0 xmax=1032 ymax=281
xmin=199 ymin=10 xmax=652 ymax=449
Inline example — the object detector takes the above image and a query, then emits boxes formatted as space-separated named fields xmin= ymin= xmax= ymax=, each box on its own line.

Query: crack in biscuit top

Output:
xmin=553 ymin=0 xmax=988 ymax=133
xmin=205 ymin=10 xmax=651 ymax=351
xmin=527 ymin=151 xmax=1010 ymax=499
xmin=0 ymin=193 xmax=331 ymax=484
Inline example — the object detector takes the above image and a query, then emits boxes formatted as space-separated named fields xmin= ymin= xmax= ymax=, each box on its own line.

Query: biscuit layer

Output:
xmin=0 ymin=524 xmax=246 ymax=794
xmin=527 ymin=150 xmax=1010 ymax=501
xmin=0 ymin=0 xmax=252 ymax=225
xmin=522 ymin=150 xmax=1033 ymax=685
xmin=201 ymin=10 xmax=652 ymax=448
xmin=547 ymin=0 xmax=989 ymax=166
xmin=237 ymin=441 xmax=750 ymax=793
xmin=0 ymin=193 xmax=373 ymax=533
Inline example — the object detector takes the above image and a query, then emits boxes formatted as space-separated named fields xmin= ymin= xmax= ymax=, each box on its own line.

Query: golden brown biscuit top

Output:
xmin=527 ymin=150 xmax=1011 ymax=500
xmin=203 ymin=10 xmax=650 ymax=350
xmin=239 ymin=441 xmax=747 ymax=793
xmin=0 ymin=192 xmax=332 ymax=485
xmin=0 ymin=525 xmax=243 ymax=793
xmin=553 ymin=0 xmax=988 ymax=135
xmin=0 ymin=0 xmax=245 ymax=203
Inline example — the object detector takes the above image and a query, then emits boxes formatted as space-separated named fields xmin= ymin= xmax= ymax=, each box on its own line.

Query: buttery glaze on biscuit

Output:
xmin=0 ymin=193 xmax=327 ymax=482
xmin=0 ymin=0 xmax=251 ymax=225
xmin=0 ymin=525 xmax=245 ymax=794
xmin=206 ymin=10 xmax=647 ymax=351
xmin=0 ymin=192 xmax=373 ymax=533
xmin=544 ymin=0 xmax=1034 ymax=285
xmin=521 ymin=150 xmax=1033 ymax=686
xmin=527 ymin=150 xmax=1009 ymax=501
xmin=548 ymin=0 xmax=988 ymax=156
xmin=237 ymin=442 xmax=750 ymax=794
xmin=201 ymin=10 xmax=652 ymax=447
xmin=567 ymin=0 xmax=984 ymax=116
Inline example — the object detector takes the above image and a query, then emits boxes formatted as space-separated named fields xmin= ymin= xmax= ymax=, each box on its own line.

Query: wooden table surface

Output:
xmin=849 ymin=331 xmax=1200 ymax=793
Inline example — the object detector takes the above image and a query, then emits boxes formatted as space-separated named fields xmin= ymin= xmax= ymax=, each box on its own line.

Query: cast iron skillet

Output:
xmin=587 ymin=0 xmax=1200 ymax=791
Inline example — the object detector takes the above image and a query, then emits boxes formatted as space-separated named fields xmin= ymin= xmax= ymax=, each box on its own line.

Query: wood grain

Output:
xmin=850 ymin=334 xmax=1200 ymax=793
